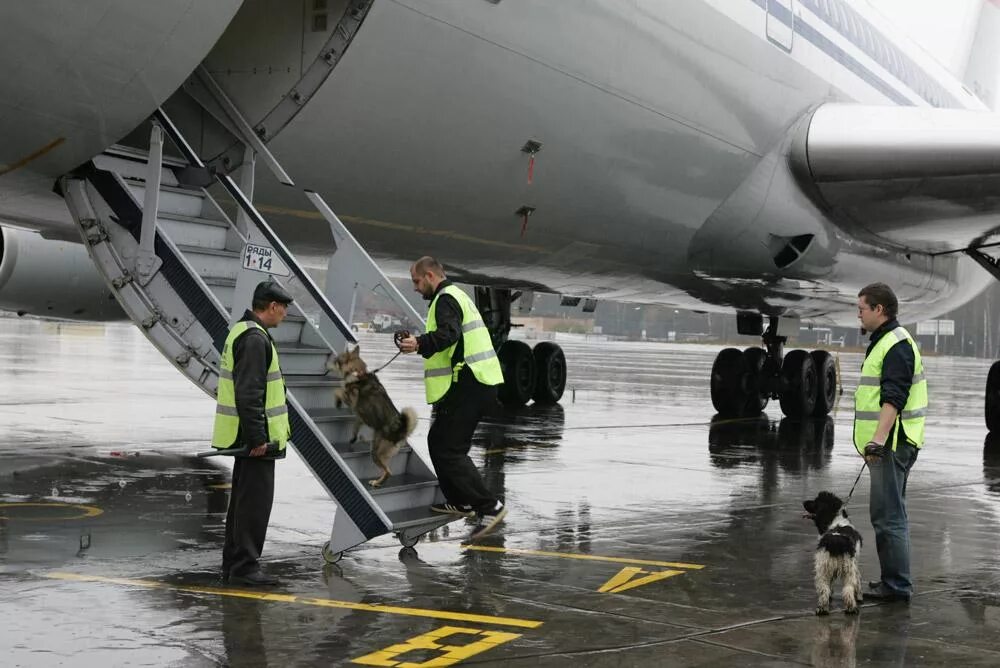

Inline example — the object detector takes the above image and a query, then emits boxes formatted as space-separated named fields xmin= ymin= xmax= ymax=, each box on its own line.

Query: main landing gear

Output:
xmin=475 ymin=287 xmax=567 ymax=408
xmin=710 ymin=314 xmax=838 ymax=418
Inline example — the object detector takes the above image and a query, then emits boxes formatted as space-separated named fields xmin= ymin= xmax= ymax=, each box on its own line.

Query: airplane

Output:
xmin=3 ymin=0 xmax=1000 ymax=427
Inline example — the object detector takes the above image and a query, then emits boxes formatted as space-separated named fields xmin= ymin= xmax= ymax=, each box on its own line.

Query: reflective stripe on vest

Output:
xmin=212 ymin=320 xmax=291 ymax=450
xmin=853 ymin=326 xmax=927 ymax=453
xmin=424 ymin=285 xmax=504 ymax=403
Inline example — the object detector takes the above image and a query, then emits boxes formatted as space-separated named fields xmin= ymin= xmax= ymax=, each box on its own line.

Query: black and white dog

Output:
xmin=803 ymin=492 xmax=864 ymax=615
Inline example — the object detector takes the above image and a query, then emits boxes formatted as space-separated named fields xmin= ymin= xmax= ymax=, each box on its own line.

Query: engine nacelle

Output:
xmin=0 ymin=226 xmax=123 ymax=321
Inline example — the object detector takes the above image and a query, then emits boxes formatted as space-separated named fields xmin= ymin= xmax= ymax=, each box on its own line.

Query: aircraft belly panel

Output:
xmin=0 ymin=0 xmax=244 ymax=181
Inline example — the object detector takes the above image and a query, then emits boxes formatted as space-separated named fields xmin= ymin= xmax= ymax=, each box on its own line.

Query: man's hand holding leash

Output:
xmin=396 ymin=330 xmax=419 ymax=354
xmin=863 ymin=441 xmax=886 ymax=465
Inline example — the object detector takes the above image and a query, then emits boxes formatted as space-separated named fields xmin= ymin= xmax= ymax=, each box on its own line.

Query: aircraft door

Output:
xmin=766 ymin=0 xmax=795 ymax=51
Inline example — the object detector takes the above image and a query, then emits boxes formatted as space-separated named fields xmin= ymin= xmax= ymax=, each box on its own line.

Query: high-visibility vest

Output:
xmin=212 ymin=320 xmax=291 ymax=450
xmin=853 ymin=326 xmax=927 ymax=454
xmin=424 ymin=284 xmax=503 ymax=403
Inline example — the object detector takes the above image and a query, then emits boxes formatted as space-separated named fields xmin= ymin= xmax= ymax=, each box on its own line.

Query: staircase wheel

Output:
xmin=810 ymin=350 xmax=837 ymax=417
xmin=396 ymin=532 xmax=421 ymax=549
xmin=986 ymin=361 xmax=1000 ymax=432
xmin=498 ymin=340 xmax=536 ymax=407
xmin=779 ymin=349 xmax=818 ymax=418
xmin=532 ymin=342 xmax=566 ymax=404
xmin=742 ymin=347 xmax=769 ymax=413
xmin=710 ymin=348 xmax=749 ymax=416
xmin=322 ymin=541 xmax=343 ymax=564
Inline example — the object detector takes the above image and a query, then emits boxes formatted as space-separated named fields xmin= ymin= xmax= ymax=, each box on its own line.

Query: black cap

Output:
xmin=253 ymin=280 xmax=294 ymax=305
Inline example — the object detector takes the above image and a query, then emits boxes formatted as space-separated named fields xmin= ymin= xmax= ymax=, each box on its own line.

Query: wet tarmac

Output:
xmin=2 ymin=318 xmax=1000 ymax=666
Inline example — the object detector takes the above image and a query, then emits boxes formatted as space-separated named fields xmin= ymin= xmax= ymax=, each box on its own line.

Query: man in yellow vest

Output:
xmin=212 ymin=280 xmax=293 ymax=585
xmin=855 ymin=282 xmax=927 ymax=603
xmin=397 ymin=256 xmax=507 ymax=539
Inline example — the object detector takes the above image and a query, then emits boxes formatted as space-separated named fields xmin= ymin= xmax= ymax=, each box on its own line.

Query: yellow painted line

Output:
xmin=257 ymin=204 xmax=547 ymax=253
xmin=0 ymin=502 xmax=103 ymax=521
xmin=208 ymin=483 xmax=232 ymax=490
xmin=352 ymin=626 xmax=522 ymax=666
xmin=0 ymin=137 xmax=65 ymax=176
xmin=42 ymin=572 xmax=542 ymax=629
xmin=598 ymin=567 xmax=685 ymax=594
xmin=462 ymin=545 xmax=705 ymax=570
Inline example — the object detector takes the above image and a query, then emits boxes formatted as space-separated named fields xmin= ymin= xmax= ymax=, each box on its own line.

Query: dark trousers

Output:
xmin=223 ymin=456 xmax=275 ymax=578
xmin=428 ymin=369 xmax=498 ymax=515
xmin=869 ymin=440 xmax=919 ymax=595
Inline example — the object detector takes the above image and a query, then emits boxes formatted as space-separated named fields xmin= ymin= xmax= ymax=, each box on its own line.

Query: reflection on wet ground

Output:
xmin=2 ymin=320 xmax=1000 ymax=665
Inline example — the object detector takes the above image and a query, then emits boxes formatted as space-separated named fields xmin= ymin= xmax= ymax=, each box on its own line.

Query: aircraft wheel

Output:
xmin=322 ymin=541 xmax=343 ymax=564
xmin=532 ymin=342 xmax=566 ymax=404
xmin=743 ymin=347 xmax=769 ymax=413
xmin=498 ymin=340 xmax=536 ymax=407
xmin=711 ymin=348 xmax=749 ymax=416
xmin=810 ymin=350 xmax=837 ymax=417
xmin=779 ymin=349 xmax=818 ymax=418
xmin=986 ymin=361 xmax=1000 ymax=432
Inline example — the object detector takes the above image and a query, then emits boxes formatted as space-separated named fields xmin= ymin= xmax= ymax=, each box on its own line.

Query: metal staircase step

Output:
xmin=367 ymin=474 xmax=439 ymax=514
xmin=202 ymin=277 xmax=236 ymax=306
xmin=125 ymin=181 xmax=205 ymax=218
xmin=339 ymin=446 xmax=413 ymax=481
xmin=275 ymin=342 xmax=329 ymax=374
xmin=385 ymin=507 xmax=457 ymax=532
xmin=294 ymin=405 xmax=354 ymax=445
xmin=174 ymin=244 xmax=241 ymax=281
xmin=156 ymin=212 xmax=230 ymax=251
xmin=284 ymin=375 xmax=342 ymax=411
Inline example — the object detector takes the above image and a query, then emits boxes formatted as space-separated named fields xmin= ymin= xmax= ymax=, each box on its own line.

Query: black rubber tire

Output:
xmin=986 ymin=361 xmax=1000 ymax=433
xmin=532 ymin=342 xmax=567 ymax=404
xmin=711 ymin=348 xmax=749 ymax=416
xmin=743 ymin=347 xmax=769 ymax=413
xmin=322 ymin=541 xmax=343 ymax=564
xmin=779 ymin=349 xmax=818 ymax=418
xmin=810 ymin=350 xmax=837 ymax=417
xmin=396 ymin=532 xmax=421 ymax=549
xmin=498 ymin=340 xmax=536 ymax=407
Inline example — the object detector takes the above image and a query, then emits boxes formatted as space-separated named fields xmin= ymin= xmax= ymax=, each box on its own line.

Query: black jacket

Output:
xmin=416 ymin=280 xmax=464 ymax=363
xmin=232 ymin=310 xmax=276 ymax=447
xmin=865 ymin=318 xmax=916 ymax=446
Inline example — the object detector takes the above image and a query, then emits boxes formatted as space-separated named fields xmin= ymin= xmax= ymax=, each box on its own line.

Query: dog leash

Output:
xmin=371 ymin=350 xmax=403 ymax=374
xmin=843 ymin=460 xmax=868 ymax=508
xmin=368 ymin=329 xmax=411 ymax=374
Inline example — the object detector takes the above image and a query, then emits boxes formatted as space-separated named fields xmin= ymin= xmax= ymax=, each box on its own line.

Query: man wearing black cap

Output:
xmin=212 ymin=279 xmax=294 ymax=586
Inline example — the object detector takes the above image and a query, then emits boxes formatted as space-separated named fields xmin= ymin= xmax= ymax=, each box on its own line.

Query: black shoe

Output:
xmin=866 ymin=584 xmax=910 ymax=602
xmin=430 ymin=503 xmax=474 ymax=517
xmin=469 ymin=503 xmax=508 ymax=541
xmin=229 ymin=570 xmax=279 ymax=586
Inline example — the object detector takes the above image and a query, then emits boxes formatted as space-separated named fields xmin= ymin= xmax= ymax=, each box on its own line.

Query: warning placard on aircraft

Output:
xmin=242 ymin=243 xmax=290 ymax=277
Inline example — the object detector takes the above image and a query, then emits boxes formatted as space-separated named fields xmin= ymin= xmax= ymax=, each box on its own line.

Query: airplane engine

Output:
xmin=0 ymin=225 xmax=122 ymax=321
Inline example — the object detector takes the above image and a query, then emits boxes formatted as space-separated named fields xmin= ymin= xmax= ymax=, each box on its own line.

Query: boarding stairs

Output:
xmin=59 ymin=107 xmax=453 ymax=562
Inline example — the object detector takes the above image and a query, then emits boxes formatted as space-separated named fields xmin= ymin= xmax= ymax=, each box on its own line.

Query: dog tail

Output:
xmin=401 ymin=407 xmax=418 ymax=438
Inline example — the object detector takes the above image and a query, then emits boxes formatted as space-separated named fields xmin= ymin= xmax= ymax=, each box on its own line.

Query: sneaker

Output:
xmin=469 ymin=502 xmax=508 ymax=541
xmin=430 ymin=502 xmax=474 ymax=517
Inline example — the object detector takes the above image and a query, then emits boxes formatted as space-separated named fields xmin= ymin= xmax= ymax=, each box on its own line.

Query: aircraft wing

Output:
xmin=790 ymin=104 xmax=1000 ymax=253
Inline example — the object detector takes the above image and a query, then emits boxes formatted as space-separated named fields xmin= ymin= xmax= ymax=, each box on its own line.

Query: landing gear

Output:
xmin=779 ymin=349 xmax=817 ymax=418
xmin=533 ymin=341 xmax=567 ymax=404
xmin=498 ymin=340 xmax=535 ymax=406
xmin=710 ymin=315 xmax=838 ymax=418
xmin=476 ymin=287 xmax=567 ymax=408
xmin=986 ymin=361 xmax=1000 ymax=432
